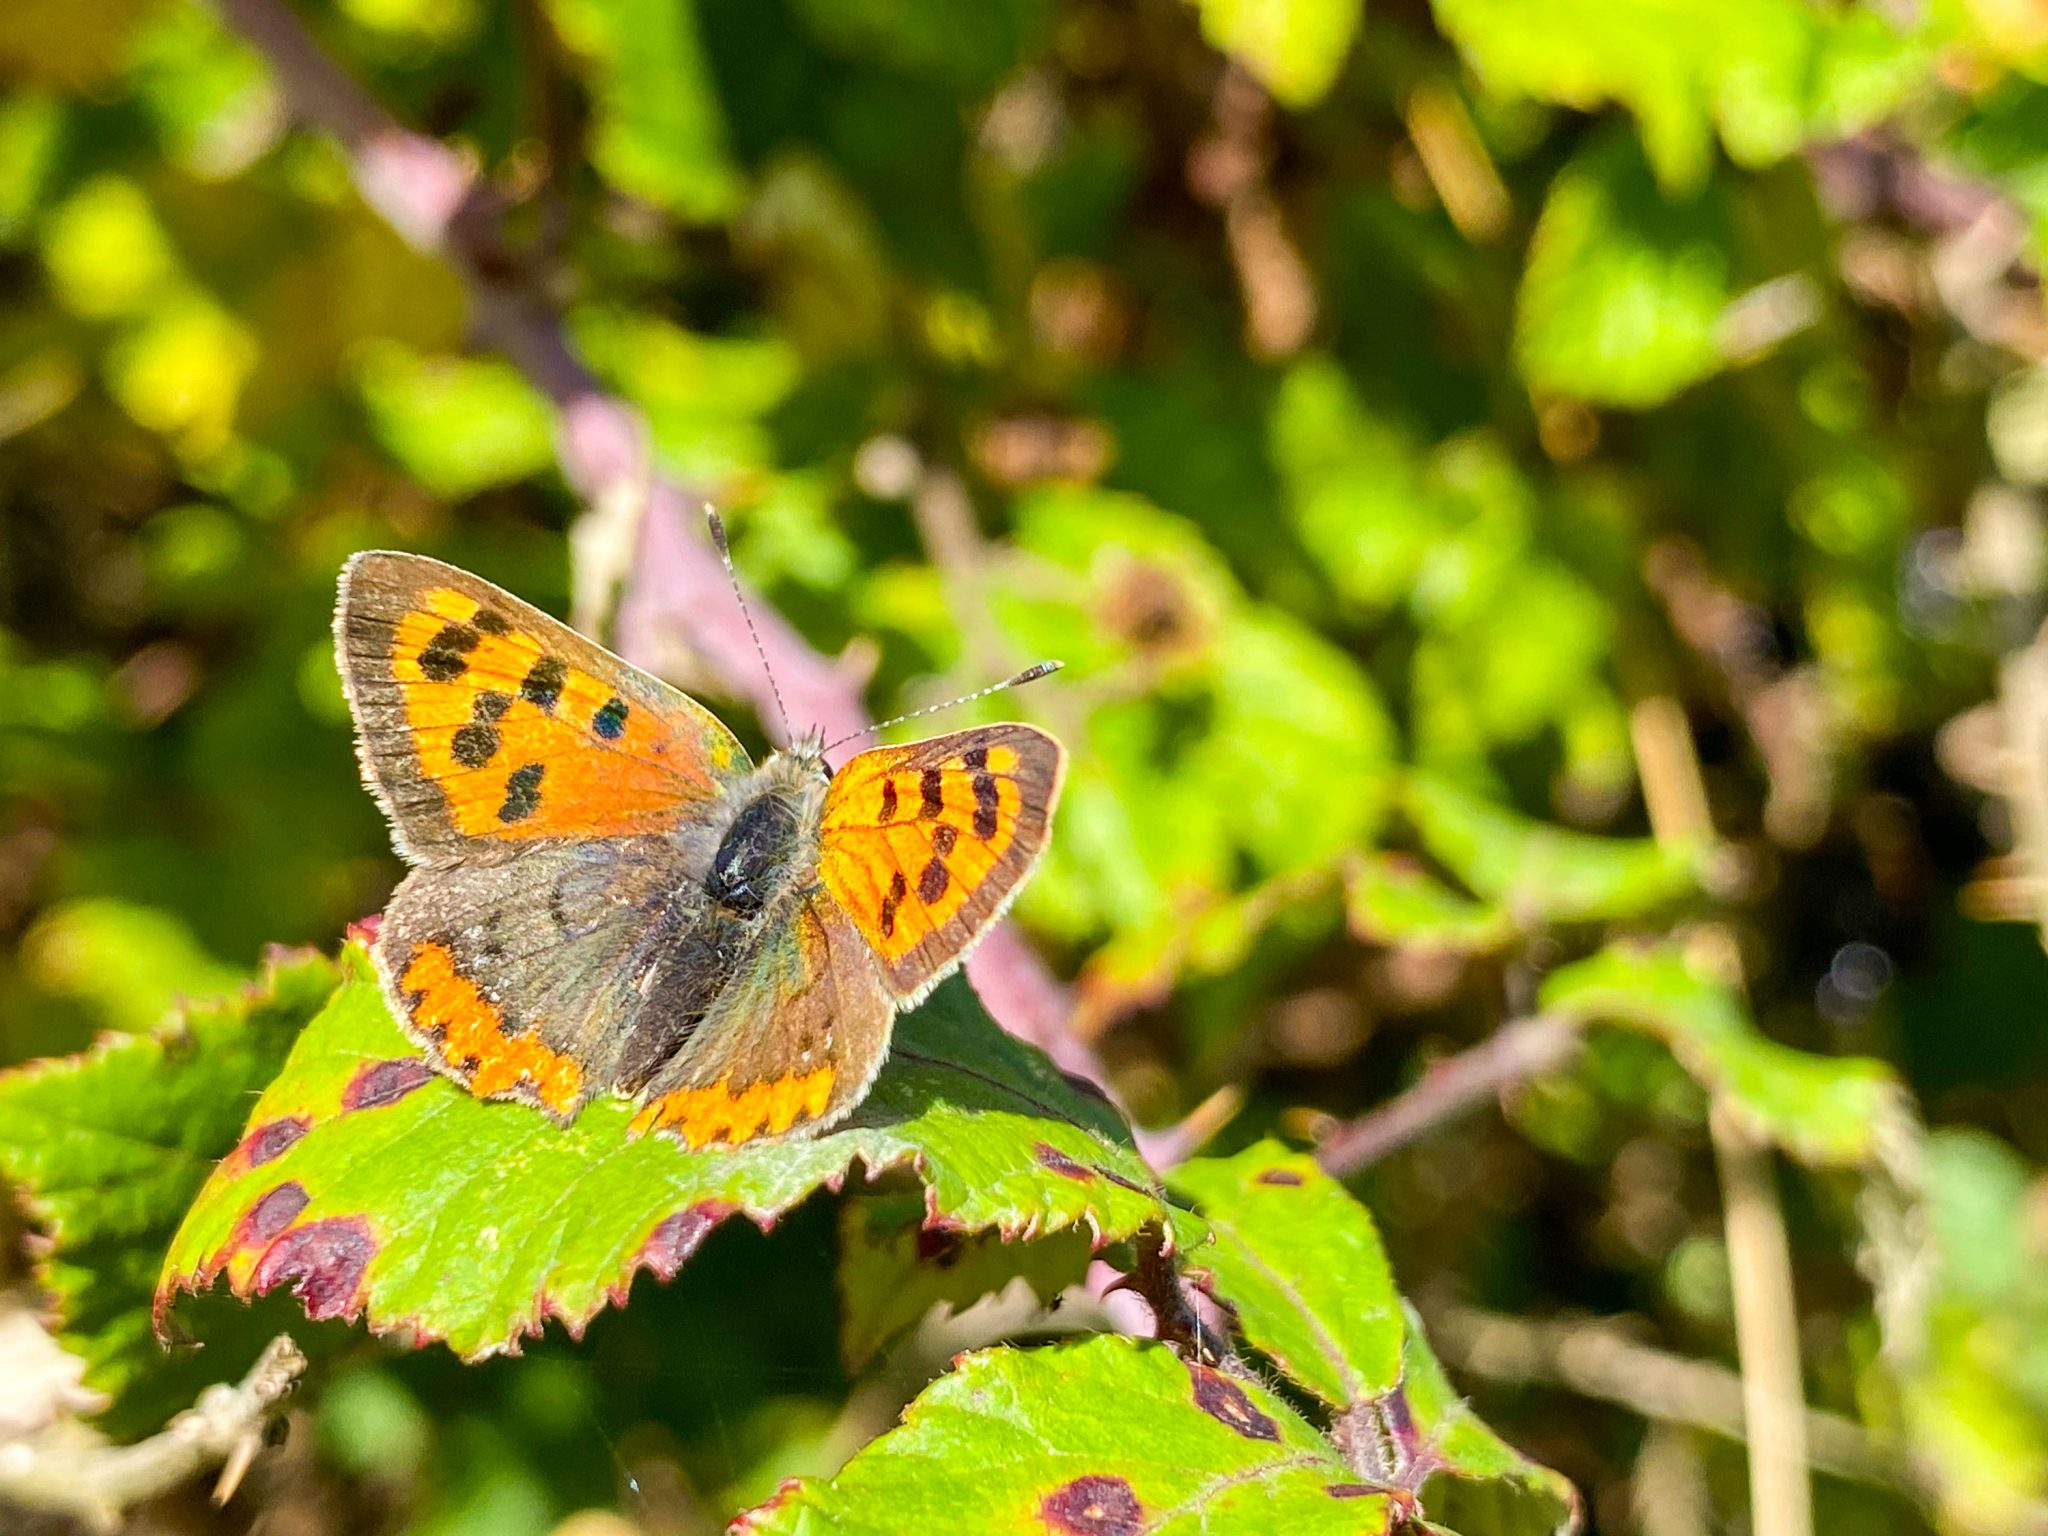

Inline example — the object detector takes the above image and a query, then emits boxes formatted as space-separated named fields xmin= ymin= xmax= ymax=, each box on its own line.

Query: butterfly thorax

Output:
xmin=703 ymin=748 xmax=828 ymax=916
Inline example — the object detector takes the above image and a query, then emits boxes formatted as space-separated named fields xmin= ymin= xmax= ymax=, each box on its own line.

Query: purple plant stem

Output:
xmin=1314 ymin=1014 xmax=1582 ymax=1178
xmin=217 ymin=0 xmax=1103 ymax=1092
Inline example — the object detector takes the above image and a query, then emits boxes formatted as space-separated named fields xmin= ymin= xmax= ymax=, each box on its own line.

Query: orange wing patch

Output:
xmin=819 ymin=726 xmax=1063 ymax=992
xmin=388 ymin=583 xmax=740 ymax=842
xmin=399 ymin=941 xmax=585 ymax=1114
xmin=629 ymin=1067 xmax=836 ymax=1149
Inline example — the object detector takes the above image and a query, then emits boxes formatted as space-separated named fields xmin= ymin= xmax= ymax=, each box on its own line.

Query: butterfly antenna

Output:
xmin=706 ymin=507 xmax=795 ymax=745
xmin=823 ymin=661 xmax=1061 ymax=754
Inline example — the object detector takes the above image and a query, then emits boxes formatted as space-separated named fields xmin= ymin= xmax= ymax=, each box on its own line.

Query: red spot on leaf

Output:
xmin=1095 ymin=1165 xmax=1148 ymax=1193
xmin=240 ymin=1181 xmax=311 ymax=1246
xmin=252 ymin=1217 xmax=375 ymax=1321
xmin=637 ymin=1203 xmax=732 ymax=1281
xmin=343 ymin=1057 xmax=434 ymax=1110
xmin=916 ymin=1227 xmax=967 ymax=1267
xmin=1190 ymin=1364 xmax=1280 ymax=1441
xmin=239 ymin=1116 xmax=308 ymax=1167
xmin=1254 ymin=1167 xmax=1304 ymax=1186
xmin=347 ymin=912 xmax=383 ymax=946
xmin=1034 ymin=1143 xmax=1095 ymax=1181
xmin=1040 ymin=1475 xmax=1142 ymax=1535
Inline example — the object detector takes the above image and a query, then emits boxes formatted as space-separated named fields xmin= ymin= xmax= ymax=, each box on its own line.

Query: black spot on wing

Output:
xmin=878 ymin=779 xmax=898 ymax=823
xmin=919 ymin=767 xmax=944 ymax=818
xmin=520 ymin=655 xmax=568 ymax=713
xmin=419 ymin=622 xmax=480 ymax=681
xmin=917 ymin=858 xmax=950 ymax=904
xmin=472 ymin=609 xmax=512 ymax=635
xmin=593 ymin=696 xmax=629 ymax=740
xmin=499 ymin=762 xmax=545 ymax=822
xmin=452 ymin=722 xmax=500 ymax=767
xmin=931 ymin=823 xmax=958 ymax=856
xmin=474 ymin=690 xmax=512 ymax=722
xmin=962 ymin=746 xmax=988 ymax=770
xmin=879 ymin=870 xmax=907 ymax=938
xmin=973 ymin=772 xmax=1000 ymax=840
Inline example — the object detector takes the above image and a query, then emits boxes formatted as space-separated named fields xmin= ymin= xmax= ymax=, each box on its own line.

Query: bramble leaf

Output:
xmin=1404 ymin=774 xmax=1702 ymax=927
xmin=158 ymin=944 xmax=1173 ymax=1359
xmin=1169 ymin=1142 xmax=1404 ymax=1408
xmin=735 ymin=1335 xmax=1403 ymax=1535
xmin=1399 ymin=1305 xmax=1582 ymax=1536
xmin=837 ymin=1193 xmax=1095 ymax=1371
xmin=0 ymin=946 xmax=339 ymax=1435
xmin=1540 ymin=943 xmax=1906 ymax=1165
xmin=1344 ymin=853 xmax=1516 ymax=953
xmin=1172 ymin=1143 xmax=1576 ymax=1532
xmin=1513 ymin=131 xmax=1732 ymax=408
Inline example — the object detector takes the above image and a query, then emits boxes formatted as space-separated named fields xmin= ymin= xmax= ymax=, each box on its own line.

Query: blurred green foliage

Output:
xmin=8 ymin=0 xmax=2048 ymax=1531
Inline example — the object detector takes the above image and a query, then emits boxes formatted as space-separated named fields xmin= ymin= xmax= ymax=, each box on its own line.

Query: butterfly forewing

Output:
xmin=818 ymin=724 xmax=1064 ymax=999
xmin=336 ymin=552 xmax=751 ymax=859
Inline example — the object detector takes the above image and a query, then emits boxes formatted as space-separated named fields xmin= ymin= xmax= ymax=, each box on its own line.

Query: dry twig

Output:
xmin=0 ymin=1334 xmax=305 ymax=1532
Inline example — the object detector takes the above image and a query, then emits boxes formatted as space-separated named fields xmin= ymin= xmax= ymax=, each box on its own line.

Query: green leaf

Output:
xmin=838 ymin=1193 xmax=1095 ymax=1371
xmin=1399 ymin=1306 xmax=1581 ymax=1536
xmin=1430 ymin=0 xmax=1920 ymax=191
xmin=1513 ymin=131 xmax=1731 ymax=408
xmin=21 ymin=896 xmax=243 ymax=1033
xmin=1403 ymin=775 xmax=1701 ymax=927
xmin=1169 ymin=1145 xmax=1574 ymax=1532
xmin=352 ymin=341 xmax=556 ymax=498
xmin=735 ymin=1335 xmax=1401 ymax=1535
xmin=543 ymin=0 xmax=744 ymax=221
xmin=1193 ymin=0 xmax=1365 ymax=109
xmin=0 ymin=948 xmax=340 ymax=1432
xmin=159 ymin=945 xmax=1172 ymax=1359
xmin=1344 ymin=853 xmax=1515 ymax=952
xmin=1539 ymin=944 xmax=1906 ymax=1165
xmin=1169 ymin=1142 xmax=1405 ymax=1407
xmin=790 ymin=0 xmax=1051 ymax=95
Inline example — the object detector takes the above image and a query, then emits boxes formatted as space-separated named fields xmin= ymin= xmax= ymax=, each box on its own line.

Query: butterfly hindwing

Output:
xmin=817 ymin=724 xmax=1065 ymax=999
xmin=630 ymin=889 xmax=896 ymax=1149
xmin=374 ymin=837 xmax=703 ymax=1118
xmin=337 ymin=551 xmax=751 ymax=859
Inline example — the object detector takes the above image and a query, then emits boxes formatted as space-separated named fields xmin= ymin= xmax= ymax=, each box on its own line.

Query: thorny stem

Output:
xmin=1128 ymin=1228 xmax=1229 ymax=1367
xmin=1312 ymin=1014 xmax=1582 ymax=1179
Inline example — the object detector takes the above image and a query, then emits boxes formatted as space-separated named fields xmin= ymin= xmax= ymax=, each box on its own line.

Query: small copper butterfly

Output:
xmin=334 ymin=547 xmax=1065 ymax=1150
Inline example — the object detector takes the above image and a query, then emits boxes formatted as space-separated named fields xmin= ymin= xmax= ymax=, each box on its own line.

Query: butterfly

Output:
xmin=334 ymin=549 xmax=1064 ymax=1150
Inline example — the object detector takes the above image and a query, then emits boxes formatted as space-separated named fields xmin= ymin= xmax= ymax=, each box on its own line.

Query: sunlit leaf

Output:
xmin=1539 ymin=943 xmax=1906 ymax=1165
xmin=1170 ymin=1142 xmax=1404 ymax=1407
xmin=1193 ymin=0 xmax=1364 ymax=109
xmin=353 ymin=341 xmax=556 ymax=498
xmin=1404 ymin=775 xmax=1701 ymax=927
xmin=159 ymin=946 xmax=1172 ymax=1359
xmin=736 ymin=1335 xmax=1402 ymax=1534
xmin=1514 ymin=130 xmax=1730 ymax=407
xmin=1431 ymin=0 xmax=1921 ymax=190
xmin=0 ymin=948 xmax=339 ymax=1433
xmin=1344 ymin=853 xmax=1515 ymax=952
xmin=545 ymin=0 xmax=744 ymax=221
